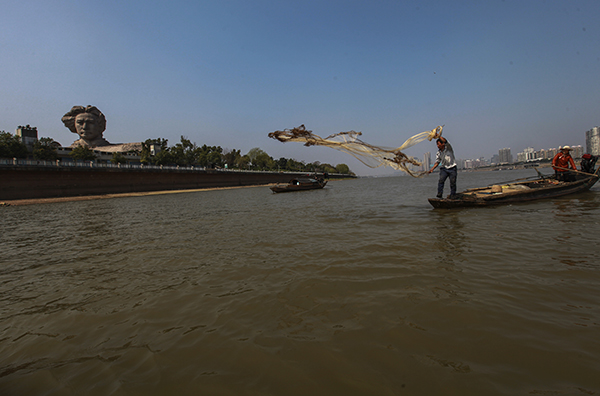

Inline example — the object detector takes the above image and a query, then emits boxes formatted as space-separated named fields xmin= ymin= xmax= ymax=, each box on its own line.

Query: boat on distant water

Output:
xmin=429 ymin=168 xmax=600 ymax=209
xmin=270 ymin=175 xmax=327 ymax=193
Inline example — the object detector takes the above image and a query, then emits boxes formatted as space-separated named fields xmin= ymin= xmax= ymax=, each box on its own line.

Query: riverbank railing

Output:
xmin=0 ymin=157 xmax=351 ymax=177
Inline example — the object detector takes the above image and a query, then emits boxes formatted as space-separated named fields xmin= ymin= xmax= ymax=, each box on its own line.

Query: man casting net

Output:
xmin=268 ymin=124 xmax=443 ymax=177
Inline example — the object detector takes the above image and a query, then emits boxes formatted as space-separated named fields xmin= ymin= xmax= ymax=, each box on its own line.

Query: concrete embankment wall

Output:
xmin=0 ymin=166 xmax=348 ymax=200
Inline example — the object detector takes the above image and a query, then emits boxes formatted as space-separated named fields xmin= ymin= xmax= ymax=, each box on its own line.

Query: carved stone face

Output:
xmin=75 ymin=113 xmax=102 ymax=142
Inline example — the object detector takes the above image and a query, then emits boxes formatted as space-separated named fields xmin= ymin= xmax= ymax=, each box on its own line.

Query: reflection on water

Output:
xmin=429 ymin=210 xmax=466 ymax=271
xmin=1 ymin=170 xmax=600 ymax=395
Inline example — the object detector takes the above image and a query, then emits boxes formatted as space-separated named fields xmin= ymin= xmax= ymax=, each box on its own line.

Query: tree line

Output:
xmin=139 ymin=137 xmax=352 ymax=174
xmin=0 ymin=132 xmax=353 ymax=175
xmin=1 ymin=131 xmax=58 ymax=161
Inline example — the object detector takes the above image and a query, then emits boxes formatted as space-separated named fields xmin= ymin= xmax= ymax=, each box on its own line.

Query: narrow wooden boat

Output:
xmin=428 ymin=168 xmax=599 ymax=208
xmin=270 ymin=177 xmax=327 ymax=193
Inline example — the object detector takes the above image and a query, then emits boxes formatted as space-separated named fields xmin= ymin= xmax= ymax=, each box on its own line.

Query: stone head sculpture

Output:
xmin=62 ymin=105 xmax=110 ymax=147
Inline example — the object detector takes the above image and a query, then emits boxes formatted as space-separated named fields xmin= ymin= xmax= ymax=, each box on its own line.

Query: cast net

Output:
xmin=268 ymin=124 xmax=443 ymax=177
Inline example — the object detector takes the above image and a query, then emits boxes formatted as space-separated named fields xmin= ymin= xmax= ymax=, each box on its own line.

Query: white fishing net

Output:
xmin=268 ymin=125 xmax=443 ymax=177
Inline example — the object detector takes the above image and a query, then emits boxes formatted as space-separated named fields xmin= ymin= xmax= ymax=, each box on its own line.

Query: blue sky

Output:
xmin=1 ymin=0 xmax=599 ymax=175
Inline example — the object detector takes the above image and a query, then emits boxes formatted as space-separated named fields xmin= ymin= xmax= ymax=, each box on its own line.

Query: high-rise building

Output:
xmin=585 ymin=126 xmax=600 ymax=155
xmin=423 ymin=152 xmax=431 ymax=171
xmin=523 ymin=147 xmax=536 ymax=161
xmin=498 ymin=148 xmax=512 ymax=163
xmin=571 ymin=145 xmax=583 ymax=159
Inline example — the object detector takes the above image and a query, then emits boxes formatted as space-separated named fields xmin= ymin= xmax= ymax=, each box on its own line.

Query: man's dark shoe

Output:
xmin=436 ymin=193 xmax=443 ymax=199
xmin=447 ymin=194 xmax=460 ymax=200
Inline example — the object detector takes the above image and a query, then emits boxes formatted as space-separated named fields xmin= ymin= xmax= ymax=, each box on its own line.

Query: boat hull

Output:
xmin=270 ymin=178 xmax=327 ymax=193
xmin=429 ymin=174 xmax=599 ymax=209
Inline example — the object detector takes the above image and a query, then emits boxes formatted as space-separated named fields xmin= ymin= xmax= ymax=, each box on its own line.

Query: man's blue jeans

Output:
xmin=438 ymin=166 xmax=457 ymax=197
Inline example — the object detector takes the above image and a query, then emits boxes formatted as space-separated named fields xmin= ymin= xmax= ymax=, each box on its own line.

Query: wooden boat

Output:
xmin=270 ymin=177 xmax=327 ymax=193
xmin=428 ymin=168 xmax=600 ymax=208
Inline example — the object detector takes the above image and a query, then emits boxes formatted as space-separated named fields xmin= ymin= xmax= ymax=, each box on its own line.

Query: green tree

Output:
xmin=0 ymin=131 xmax=28 ymax=159
xmin=276 ymin=157 xmax=287 ymax=171
xmin=286 ymin=158 xmax=306 ymax=172
xmin=246 ymin=148 xmax=265 ymax=165
xmin=246 ymin=148 xmax=275 ymax=170
xmin=110 ymin=152 xmax=127 ymax=164
xmin=32 ymin=137 xmax=59 ymax=161
xmin=236 ymin=154 xmax=251 ymax=169
xmin=153 ymin=149 xmax=175 ymax=165
xmin=171 ymin=136 xmax=197 ymax=166
xmin=197 ymin=145 xmax=223 ymax=168
xmin=320 ymin=163 xmax=337 ymax=174
xmin=209 ymin=147 xmax=224 ymax=168
xmin=70 ymin=145 xmax=97 ymax=161
xmin=223 ymin=149 xmax=242 ymax=169
xmin=335 ymin=163 xmax=351 ymax=174
xmin=140 ymin=138 xmax=169 ymax=164
xmin=253 ymin=151 xmax=274 ymax=170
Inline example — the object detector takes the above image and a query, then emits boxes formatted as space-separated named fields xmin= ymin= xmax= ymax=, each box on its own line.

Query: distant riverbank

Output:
xmin=0 ymin=161 xmax=355 ymax=201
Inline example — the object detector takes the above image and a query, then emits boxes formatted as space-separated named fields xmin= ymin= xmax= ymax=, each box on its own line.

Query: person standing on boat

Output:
xmin=428 ymin=136 xmax=457 ymax=199
xmin=552 ymin=146 xmax=576 ymax=182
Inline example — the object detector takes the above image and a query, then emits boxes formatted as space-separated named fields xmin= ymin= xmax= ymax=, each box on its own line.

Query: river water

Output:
xmin=1 ymin=169 xmax=599 ymax=395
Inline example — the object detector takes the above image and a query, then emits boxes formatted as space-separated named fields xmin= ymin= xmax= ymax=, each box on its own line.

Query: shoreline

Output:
xmin=0 ymin=184 xmax=269 ymax=206
xmin=1 ymin=165 xmax=354 ymax=201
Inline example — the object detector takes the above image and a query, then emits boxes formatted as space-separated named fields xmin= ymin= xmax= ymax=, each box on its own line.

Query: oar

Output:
xmin=553 ymin=166 xmax=596 ymax=176
xmin=487 ymin=166 xmax=593 ymax=187
xmin=485 ymin=166 xmax=554 ymax=187
xmin=532 ymin=166 xmax=546 ymax=180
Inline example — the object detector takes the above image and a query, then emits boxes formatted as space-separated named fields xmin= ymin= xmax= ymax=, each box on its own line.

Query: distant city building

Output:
xmin=538 ymin=149 xmax=552 ymax=160
xmin=463 ymin=157 xmax=487 ymax=169
xmin=516 ymin=145 xmax=582 ymax=163
xmin=498 ymin=148 xmax=512 ymax=163
xmin=523 ymin=147 xmax=536 ymax=161
xmin=16 ymin=125 xmax=38 ymax=152
xmin=423 ymin=152 xmax=431 ymax=171
xmin=516 ymin=147 xmax=536 ymax=162
xmin=571 ymin=145 xmax=583 ymax=159
xmin=586 ymin=126 xmax=600 ymax=155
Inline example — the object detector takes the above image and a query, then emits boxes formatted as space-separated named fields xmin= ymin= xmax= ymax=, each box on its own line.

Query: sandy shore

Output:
xmin=0 ymin=185 xmax=268 ymax=206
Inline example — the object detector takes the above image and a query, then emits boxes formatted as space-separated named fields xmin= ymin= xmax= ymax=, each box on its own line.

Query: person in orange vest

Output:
xmin=552 ymin=146 xmax=576 ymax=182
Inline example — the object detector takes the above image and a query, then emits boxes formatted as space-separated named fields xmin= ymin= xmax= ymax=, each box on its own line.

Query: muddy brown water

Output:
xmin=1 ymin=170 xmax=599 ymax=395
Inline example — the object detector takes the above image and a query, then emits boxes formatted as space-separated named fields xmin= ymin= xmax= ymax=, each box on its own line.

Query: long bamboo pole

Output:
xmin=552 ymin=166 xmax=595 ymax=176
